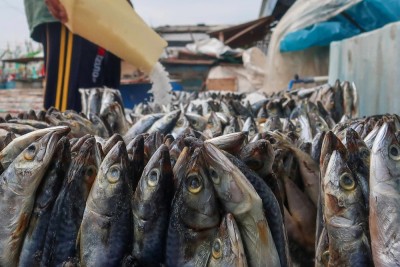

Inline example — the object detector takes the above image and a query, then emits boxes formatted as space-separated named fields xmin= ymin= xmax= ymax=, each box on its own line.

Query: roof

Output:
xmin=209 ymin=16 xmax=274 ymax=48
xmin=2 ymin=57 xmax=44 ymax=64
xmin=259 ymin=0 xmax=296 ymax=19
xmin=155 ymin=24 xmax=230 ymax=34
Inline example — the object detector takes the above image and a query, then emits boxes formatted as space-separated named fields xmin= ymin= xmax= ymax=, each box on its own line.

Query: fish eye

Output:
xmin=107 ymin=166 xmax=121 ymax=184
xmin=24 ymin=145 xmax=37 ymax=160
xmin=147 ymin=169 xmax=159 ymax=187
xmin=389 ymin=144 xmax=400 ymax=160
xmin=339 ymin=172 xmax=356 ymax=191
xmin=212 ymin=238 xmax=222 ymax=259
xmin=321 ymin=250 xmax=329 ymax=265
xmin=209 ymin=168 xmax=220 ymax=184
xmin=269 ymin=138 xmax=276 ymax=144
xmin=186 ymin=174 xmax=203 ymax=194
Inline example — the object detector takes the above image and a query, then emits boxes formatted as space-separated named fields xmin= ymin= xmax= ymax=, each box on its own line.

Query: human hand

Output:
xmin=45 ymin=0 xmax=68 ymax=23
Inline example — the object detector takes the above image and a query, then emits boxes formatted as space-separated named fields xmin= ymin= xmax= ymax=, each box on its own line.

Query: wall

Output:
xmin=329 ymin=21 xmax=400 ymax=116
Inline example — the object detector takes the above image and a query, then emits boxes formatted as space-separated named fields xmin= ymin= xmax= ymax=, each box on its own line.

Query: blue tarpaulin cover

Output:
xmin=280 ymin=0 xmax=400 ymax=52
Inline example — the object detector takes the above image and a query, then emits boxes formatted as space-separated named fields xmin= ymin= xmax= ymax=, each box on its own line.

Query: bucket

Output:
xmin=60 ymin=0 xmax=167 ymax=73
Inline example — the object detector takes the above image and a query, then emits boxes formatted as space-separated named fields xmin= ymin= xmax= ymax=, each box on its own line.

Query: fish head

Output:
xmin=185 ymin=113 xmax=207 ymax=131
xmin=206 ymin=132 xmax=247 ymax=155
xmin=179 ymin=147 xmax=220 ymax=230
xmin=371 ymin=122 xmax=400 ymax=184
xmin=90 ymin=141 xmax=130 ymax=215
xmin=203 ymin=143 xmax=256 ymax=215
xmin=134 ymin=145 xmax=172 ymax=218
xmin=71 ymin=136 xmax=102 ymax=196
xmin=344 ymin=128 xmax=370 ymax=167
xmin=242 ymin=117 xmax=258 ymax=137
xmin=102 ymin=134 xmax=123 ymax=156
xmin=320 ymin=131 xmax=347 ymax=175
xmin=239 ymin=140 xmax=274 ymax=177
xmin=324 ymin=150 xmax=364 ymax=222
xmin=165 ymin=109 xmax=181 ymax=123
xmin=208 ymin=213 xmax=247 ymax=267
xmin=8 ymin=128 xmax=68 ymax=195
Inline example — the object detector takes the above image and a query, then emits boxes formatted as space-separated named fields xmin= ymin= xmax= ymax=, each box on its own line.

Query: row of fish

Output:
xmin=0 ymin=80 xmax=395 ymax=266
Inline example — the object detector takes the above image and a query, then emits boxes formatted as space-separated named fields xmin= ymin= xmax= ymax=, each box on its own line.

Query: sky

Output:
xmin=0 ymin=0 xmax=262 ymax=50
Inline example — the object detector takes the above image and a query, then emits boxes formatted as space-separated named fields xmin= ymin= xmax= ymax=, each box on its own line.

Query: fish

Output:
xmin=100 ymin=102 xmax=129 ymax=135
xmin=284 ymin=176 xmax=316 ymax=252
xmin=123 ymin=113 xmax=165 ymax=143
xmin=369 ymin=122 xmax=400 ymax=266
xmin=7 ymin=119 xmax=50 ymax=129
xmin=315 ymin=227 xmax=329 ymax=267
xmin=126 ymin=135 xmax=145 ymax=192
xmin=324 ymin=149 xmax=371 ymax=266
xmin=223 ymin=117 xmax=241 ymax=135
xmin=88 ymin=113 xmax=110 ymax=138
xmin=280 ymin=142 xmax=320 ymax=207
xmin=205 ymin=132 xmax=248 ymax=155
xmin=132 ymin=145 xmax=174 ymax=266
xmin=205 ymin=112 xmax=223 ymax=138
xmin=207 ymin=213 xmax=248 ymax=267
xmin=185 ymin=113 xmax=208 ymax=132
xmin=263 ymin=115 xmax=283 ymax=132
xmin=41 ymin=136 xmax=102 ymax=266
xmin=18 ymin=137 xmax=71 ymax=266
xmin=102 ymin=134 xmax=124 ymax=156
xmin=239 ymin=140 xmax=275 ymax=178
xmin=99 ymin=88 xmax=125 ymax=116
xmin=0 ymin=130 xmax=67 ymax=266
xmin=166 ymin=147 xmax=221 ymax=267
xmin=203 ymin=142 xmax=281 ymax=267
xmin=87 ymin=88 xmax=103 ymax=115
xmin=171 ymin=115 xmax=190 ymax=138
xmin=0 ymin=123 xmax=38 ymax=135
xmin=224 ymin=152 xmax=290 ymax=267
xmin=242 ymin=117 xmax=258 ymax=138
xmin=147 ymin=110 xmax=181 ymax=135
xmin=343 ymin=128 xmax=370 ymax=211
xmin=311 ymin=132 xmax=326 ymax=164
xmin=144 ymin=132 xmax=164 ymax=162
xmin=79 ymin=141 xmax=133 ymax=266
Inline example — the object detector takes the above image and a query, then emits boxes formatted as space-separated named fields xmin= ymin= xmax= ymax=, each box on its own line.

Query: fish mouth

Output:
xmin=37 ymin=129 xmax=68 ymax=161
xmin=372 ymin=122 xmax=395 ymax=154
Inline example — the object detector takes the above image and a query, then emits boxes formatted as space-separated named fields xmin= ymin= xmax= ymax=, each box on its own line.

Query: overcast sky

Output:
xmin=0 ymin=0 xmax=262 ymax=50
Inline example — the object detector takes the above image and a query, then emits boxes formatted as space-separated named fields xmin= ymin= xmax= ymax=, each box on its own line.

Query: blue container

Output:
xmin=5 ymin=81 xmax=16 ymax=89
xmin=119 ymin=81 xmax=183 ymax=109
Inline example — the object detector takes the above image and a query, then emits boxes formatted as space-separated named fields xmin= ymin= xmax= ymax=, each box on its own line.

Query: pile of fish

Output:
xmin=0 ymin=81 xmax=395 ymax=266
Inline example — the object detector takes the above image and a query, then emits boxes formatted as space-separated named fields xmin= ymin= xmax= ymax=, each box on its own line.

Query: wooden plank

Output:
xmin=206 ymin=78 xmax=237 ymax=91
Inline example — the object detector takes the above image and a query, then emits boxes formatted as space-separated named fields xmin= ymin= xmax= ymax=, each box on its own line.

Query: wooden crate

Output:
xmin=206 ymin=77 xmax=237 ymax=91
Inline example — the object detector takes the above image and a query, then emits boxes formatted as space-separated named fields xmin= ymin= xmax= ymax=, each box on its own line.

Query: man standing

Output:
xmin=24 ymin=0 xmax=122 ymax=112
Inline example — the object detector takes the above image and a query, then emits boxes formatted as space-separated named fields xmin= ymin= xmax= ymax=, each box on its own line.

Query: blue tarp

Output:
xmin=280 ymin=0 xmax=400 ymax=52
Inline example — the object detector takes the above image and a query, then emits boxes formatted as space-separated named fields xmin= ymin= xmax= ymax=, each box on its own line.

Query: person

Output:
xmin=24 ymin=0 xmax=123 ymax=112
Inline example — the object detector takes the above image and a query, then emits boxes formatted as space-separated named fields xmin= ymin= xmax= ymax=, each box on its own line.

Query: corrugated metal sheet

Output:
xmin=329 ymin=21 xmax=400 ymax=116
